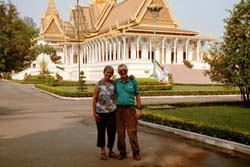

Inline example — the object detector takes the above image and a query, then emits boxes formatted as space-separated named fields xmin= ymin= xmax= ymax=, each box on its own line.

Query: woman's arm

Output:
xmin=92 ymin=83 xmax=100 ymax=122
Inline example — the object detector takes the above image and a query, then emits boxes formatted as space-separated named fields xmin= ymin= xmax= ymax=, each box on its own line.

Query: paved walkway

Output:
xmin=0 ymin=80 xmax=249 ymax=167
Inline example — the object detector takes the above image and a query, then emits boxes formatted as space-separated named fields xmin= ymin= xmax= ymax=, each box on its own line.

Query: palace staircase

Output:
xmin=165 ymin=64 xmax=213 ymax=84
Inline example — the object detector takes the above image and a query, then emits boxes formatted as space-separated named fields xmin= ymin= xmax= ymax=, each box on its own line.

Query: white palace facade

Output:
xmin=13 ymin=0 xmax=214 ymax=82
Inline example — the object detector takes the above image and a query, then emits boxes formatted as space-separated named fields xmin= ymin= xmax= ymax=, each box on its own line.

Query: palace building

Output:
xmin=13 ymin=0 xmax=214 ymax=83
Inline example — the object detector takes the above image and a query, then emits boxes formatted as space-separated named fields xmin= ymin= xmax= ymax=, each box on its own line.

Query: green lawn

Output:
xmin=143 ymin=105 xmax=250 ymax=134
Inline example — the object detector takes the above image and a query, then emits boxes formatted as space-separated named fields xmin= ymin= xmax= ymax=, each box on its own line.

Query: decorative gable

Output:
xmin=44 ymin=19 xmax=62 ymax=35
xmin=139 ymin=0 xmax=177 ymax=28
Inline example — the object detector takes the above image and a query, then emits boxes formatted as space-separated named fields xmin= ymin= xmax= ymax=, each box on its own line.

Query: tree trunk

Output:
xmin=239 ymin=85 xmax=250 ymax=108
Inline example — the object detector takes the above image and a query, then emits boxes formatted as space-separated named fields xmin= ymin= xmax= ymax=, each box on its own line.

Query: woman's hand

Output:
xmin=93 ymin=113 xmax=100 ymax=122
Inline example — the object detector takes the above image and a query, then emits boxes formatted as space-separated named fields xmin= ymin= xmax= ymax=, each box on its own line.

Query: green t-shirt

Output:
xmin=115 ymin=78 xmax=139 ymax=105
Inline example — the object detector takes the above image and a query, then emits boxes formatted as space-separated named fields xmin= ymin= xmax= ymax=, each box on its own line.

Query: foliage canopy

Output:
xmin=205 ymin=0 xmax=250 ymax=107
xmin=0 ymin=1 xmax=39 ymax=72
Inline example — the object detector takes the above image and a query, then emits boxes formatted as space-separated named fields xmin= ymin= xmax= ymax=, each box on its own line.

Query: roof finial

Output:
xmin=45 ymin=0 xmax=59 ymax=16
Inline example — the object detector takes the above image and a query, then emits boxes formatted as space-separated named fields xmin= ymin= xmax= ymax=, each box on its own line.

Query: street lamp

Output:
xmin=77 ymin=0 xmax=80 ymax=82
xmin=147 ymin=0 xmax=162 ymax=79
xmin=76 ymin=0 xmax=83 ymax=92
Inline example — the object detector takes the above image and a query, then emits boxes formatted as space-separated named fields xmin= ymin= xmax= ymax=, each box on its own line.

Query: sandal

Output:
xmin=100 ymin=152 xmax=107 ymax=160
xmin=109 ymin=152 xmax=119 ymax=159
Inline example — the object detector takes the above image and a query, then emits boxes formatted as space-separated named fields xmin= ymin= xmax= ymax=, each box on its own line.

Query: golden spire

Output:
xmin=45 ymin=0 xmax=59 ymax=16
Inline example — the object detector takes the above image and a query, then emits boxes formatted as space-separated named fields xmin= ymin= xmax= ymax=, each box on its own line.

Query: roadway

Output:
xmin=0 ymin=80 xmax=249 ymax=167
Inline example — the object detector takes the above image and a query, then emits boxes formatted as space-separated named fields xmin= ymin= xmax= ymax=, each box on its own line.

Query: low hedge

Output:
xmin=35 ymin=83 xmax=239 ymax=97
xmin=35 ymin=84 xmax=92 ymax=97
xmin=141 ymin=113 xmax=250 ymax=145
xmin=52 ymin=81 xmax=85 ymax=86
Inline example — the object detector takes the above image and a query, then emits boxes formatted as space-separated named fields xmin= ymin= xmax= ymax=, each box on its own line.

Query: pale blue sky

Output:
xmin=7 ymin=0 xmax=239 ymax=40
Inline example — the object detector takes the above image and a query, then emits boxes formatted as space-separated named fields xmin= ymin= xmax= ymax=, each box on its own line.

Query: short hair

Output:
xmin=117 ymin=64 xmax=127 ymax=70
xmin=103 ymin=65 xmax=114 ymax=74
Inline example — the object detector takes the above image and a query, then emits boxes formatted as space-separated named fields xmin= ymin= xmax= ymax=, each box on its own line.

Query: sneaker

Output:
xmin=133 ymin=153 xmax=141 ymax=161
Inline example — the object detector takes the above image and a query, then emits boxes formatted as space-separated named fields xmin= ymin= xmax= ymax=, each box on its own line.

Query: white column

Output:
xmin=97 ymin=40 xmax=101 ymax=62
xmin=93 ymin=40 xmax=98 ymax=63
xmin=114 ymin=37 xmax=120 ymax=60
xmin=196 ymin=40 xmax=201 ymax=61
xmin=99 ymin=40 xmax=101 ymax=62
xmin=200 ymin=41 xmax=207 ymax=62
xmin=161 ymin=37 xmax=166 ymax=64
xmin=119 ymin=40 xmax=122 ymax=60
xmin=80 ymin=45 xmax=83 ymax=65
xmin=92 ymin=42 xmax=96 ymax=63
xmin=111 ymin=38 xmax=116 ymax=60
xmin=136 ymin=36 xmax=141 ymax=59
xmin=89 ymin=43 xmax=92 ymax=63
xmin=177 ymin=45 xmax=183 ymax=64
xmin=185 ymin=39 xmax=190 ymax=61
xmin=166 ymin=46 xmax=171 ymax=64
xmin=66 ymin=45 xmax=70 ymax=65
xmin=149 ymin=39 xmax=152 ymax=61
xmin=101 ymin=40 xmax=104 ymax=61
xmin=94 ymin=41 xmax=98 ymax=63
xmin=83 ymin=45 xmax=86 ymax=64
xmin=122 ymin=35 xmax=126 ymax=61
xmin=71 ymin=45 xmax=75 ymax=65
xmin=142 ymin=44 xmax=148 ymax=60
xmin=131 ymin=42 xmax=136 ymax=59
xmin=86 ymin=43 xmax=90 ymax=64
xmin=105 ymin=39 xmax=108 ymax=61
xmin=155 ymin=47 xmax=160 ymax=63
xmin=83 ymin=44 xmax=86 ymax=64
xmin=109 ymin=40 xmax=112 ymax=61
xmin=64 ymin=44 xmax=67 ymax=64
xmin=177 ymin=40 xmax=184 ymax=64
xmin=174 ymin=38 xmax=178 ymax=64
xmin=93 ymin=41 xmax=97 ymax=63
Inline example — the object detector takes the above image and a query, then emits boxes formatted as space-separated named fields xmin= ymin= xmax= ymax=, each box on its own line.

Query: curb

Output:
xmin=139 ymin=120 xmax=250 ymax=155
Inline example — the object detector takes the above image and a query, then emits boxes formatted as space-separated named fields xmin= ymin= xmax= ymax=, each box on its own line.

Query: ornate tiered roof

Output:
xmin=37 ymin=0 xmax=199 ymax=43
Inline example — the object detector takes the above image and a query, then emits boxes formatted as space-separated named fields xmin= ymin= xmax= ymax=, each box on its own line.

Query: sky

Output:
xmin=6 ymin=0 xmax=239 ymax=40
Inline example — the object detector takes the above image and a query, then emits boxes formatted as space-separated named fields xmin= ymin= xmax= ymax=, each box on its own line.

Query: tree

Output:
xmin=205 ymin=0 xmax=250 ymax=107
xmin=0 ymin=1 xmax=39 ymax=72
